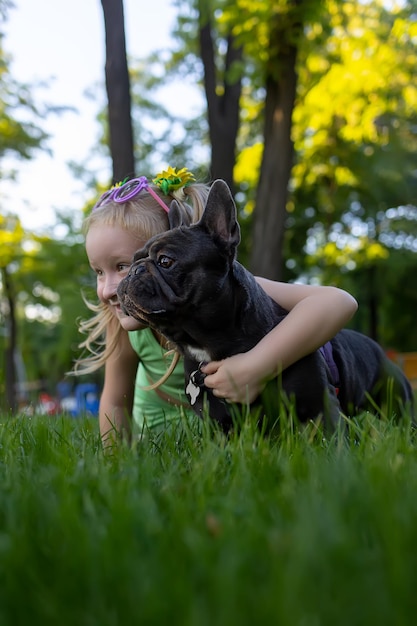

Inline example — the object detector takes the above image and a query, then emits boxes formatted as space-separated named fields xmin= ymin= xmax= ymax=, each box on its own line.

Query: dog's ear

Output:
xmin=168 ymin=200 xmax=193 ymax=229
xmin=201 ymin=180 xmax=241 ymax=249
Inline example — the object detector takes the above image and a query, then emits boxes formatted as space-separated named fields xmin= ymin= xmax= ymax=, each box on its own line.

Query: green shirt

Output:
xmin=128 ymin=328 xmax=194 ymax=430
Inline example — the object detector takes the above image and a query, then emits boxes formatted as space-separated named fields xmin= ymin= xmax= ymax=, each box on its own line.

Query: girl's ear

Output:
xmin=168 ymin=200 xmax=192 ymax=229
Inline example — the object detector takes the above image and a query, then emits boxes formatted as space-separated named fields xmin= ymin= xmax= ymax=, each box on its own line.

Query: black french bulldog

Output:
xmin=118 ymin=179 xmax=414 ymax=434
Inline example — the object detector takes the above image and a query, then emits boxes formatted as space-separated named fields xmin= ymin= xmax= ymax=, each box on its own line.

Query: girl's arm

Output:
xmin=99 ymin=326 xmax=139 ymax=447
xmin=202 ymin=280 xmax=358 ymax=403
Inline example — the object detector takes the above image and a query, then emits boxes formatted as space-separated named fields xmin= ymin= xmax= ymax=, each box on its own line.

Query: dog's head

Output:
xmin=117 ymin=179 xmax=241 ymax=331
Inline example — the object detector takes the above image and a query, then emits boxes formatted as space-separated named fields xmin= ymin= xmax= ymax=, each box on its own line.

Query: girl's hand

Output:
xmin=201 ymin=355 xmax=266 ymax=404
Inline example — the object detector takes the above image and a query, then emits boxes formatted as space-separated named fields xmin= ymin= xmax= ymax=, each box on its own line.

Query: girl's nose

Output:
xmin=101 ymin=275 xmax=120 ymax=301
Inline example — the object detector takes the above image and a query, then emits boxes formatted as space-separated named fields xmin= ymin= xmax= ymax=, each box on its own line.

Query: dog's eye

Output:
xmin=157 ymin=254 xmax=174 ymax=268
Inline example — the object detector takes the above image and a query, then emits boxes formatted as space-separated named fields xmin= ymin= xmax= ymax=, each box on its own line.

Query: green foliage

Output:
xmin=0 ymin=209 xmax=94 ymax=397
xmin=18 ymin=232 xmax=93 ymax=382
xmin=2 ymin=0 xmax=417 ymax=398
xmin=281 ymin=0 xmax=417 ymax=347
xmin=166 ymin=1 xmax=417 ymax=320
xmin=0 ymin=212 xmax=25 ymax=265
xmin=0 ymin=46 xmax=49 ymax=165
xmin=377 ymin=251 xmax=417 ymax=350
xmin=0 ymin=413 xmax=416 ymax=624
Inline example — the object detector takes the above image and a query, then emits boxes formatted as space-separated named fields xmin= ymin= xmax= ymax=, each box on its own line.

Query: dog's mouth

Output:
xmin=119 ymin=294 xmax=167 ymax=320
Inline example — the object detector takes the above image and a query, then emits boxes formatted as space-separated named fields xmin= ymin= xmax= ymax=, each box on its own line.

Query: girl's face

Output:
xmin=86 ymin=223 xmax=146 ymax=331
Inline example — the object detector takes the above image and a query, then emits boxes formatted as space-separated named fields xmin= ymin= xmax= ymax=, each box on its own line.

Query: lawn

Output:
xmin=0 ymin=411 xmax=416 ymax=625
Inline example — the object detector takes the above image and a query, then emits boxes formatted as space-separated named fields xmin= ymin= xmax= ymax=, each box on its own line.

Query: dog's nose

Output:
xmin=125 ymin=265 xmax=137 ymax=278
xmin=129 ymin=262 xmax=143 ymax=276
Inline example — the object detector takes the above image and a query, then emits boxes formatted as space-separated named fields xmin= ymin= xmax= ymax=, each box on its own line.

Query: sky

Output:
xmin=3 ymin=0 xmax=190 ymax=232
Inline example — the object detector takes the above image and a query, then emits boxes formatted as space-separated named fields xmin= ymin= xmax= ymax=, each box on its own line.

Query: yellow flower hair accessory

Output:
xmin=112 ymin=177 xmax=129 ymax=189
xmin=153 ymin=166 xmax=195 ymax=196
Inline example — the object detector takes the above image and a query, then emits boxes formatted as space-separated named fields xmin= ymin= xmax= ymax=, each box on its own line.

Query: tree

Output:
xmin=170 ymin=0 xmax=327 ymax=278
xmin=100 ymin=0 xmax=135 ymax=182
xmin=18 ymin=221 xmax=95 ymax=389
xmin=198 ymin=0 xmax=243 ymax=193
xmin=0 ymin=10 xmax=51 ymax=411
xmin=0 ymin=206 xmax=96 ymax=412
xmin=249 ymin=2 xmax=305 ymax=279
xmin=0 ymin=214 xmax=23 ymax=412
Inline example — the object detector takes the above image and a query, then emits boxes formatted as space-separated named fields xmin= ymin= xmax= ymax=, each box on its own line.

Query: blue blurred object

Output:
xmin=60 ymin=383 xmax=99 ymax=417
xmin=75 ymin=383 xmax=100 ymax=416
xmin=56 ymin=380 xmax=72 ymax=400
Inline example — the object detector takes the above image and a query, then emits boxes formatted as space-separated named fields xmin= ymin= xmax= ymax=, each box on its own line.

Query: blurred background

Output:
xmin=1 ymin=0 xmax=416 ymax=414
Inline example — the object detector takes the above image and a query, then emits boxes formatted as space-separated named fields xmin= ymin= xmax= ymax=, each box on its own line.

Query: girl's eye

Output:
xmin=117 ymin=263 xmax=130 ymax=272
xmin=157 ymin=255 xmax=174 ymax=269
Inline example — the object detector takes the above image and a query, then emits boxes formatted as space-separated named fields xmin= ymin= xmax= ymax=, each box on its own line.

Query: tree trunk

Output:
xmin=249 ymin=22 xmax=299 ymax=280
xmin=199 ymin=3 xmax=242 ymax=195
xmin=1 ymin=266 xmax=17 ymax=413
xmin=101 ymin=0 xmax=135 ymax=182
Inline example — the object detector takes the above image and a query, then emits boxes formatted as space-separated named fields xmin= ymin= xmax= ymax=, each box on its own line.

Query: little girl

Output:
xmin=74 ymin=167 xmax=358 ymax=444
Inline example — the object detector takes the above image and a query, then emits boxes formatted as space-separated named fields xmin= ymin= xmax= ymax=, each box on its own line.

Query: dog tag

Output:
xmin=186 ymin=370 xmax=201 ymax=405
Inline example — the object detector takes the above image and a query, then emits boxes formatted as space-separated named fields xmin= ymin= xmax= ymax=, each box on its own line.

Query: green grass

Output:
xmin=0 ymin=411 xmax=417 ymax=625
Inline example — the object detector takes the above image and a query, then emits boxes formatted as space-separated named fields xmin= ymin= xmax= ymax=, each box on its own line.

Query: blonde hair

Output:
xmin=72 ymin=180 xmax=210 ymax=376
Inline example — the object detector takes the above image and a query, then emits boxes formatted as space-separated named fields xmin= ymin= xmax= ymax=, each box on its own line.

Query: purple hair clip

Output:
xmin=93 ymin=176 xmax=170 ymax=213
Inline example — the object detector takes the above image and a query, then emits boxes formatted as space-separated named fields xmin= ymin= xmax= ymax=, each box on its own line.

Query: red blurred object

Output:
xmin=38 ymin=392 xmax=59 ymax=415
